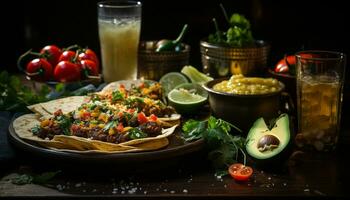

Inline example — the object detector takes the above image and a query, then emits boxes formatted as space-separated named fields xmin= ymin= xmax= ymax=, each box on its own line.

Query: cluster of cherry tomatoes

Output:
xmin=18 ymin=45 xmax=100 ymax=82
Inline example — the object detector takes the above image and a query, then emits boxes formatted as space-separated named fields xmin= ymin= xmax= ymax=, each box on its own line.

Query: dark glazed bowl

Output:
xmin=203 ymin=78 xmax=285 ymax=134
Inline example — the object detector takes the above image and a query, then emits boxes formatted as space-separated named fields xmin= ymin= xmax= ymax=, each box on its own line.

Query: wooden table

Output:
xmin=1 ymin=112 xmax=349 ymax=199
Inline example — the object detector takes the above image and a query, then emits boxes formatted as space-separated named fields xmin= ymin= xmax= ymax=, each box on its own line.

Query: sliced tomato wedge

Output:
xmin=228 ymin=163 xmax=253 ymax=181
xmin=149 ymin=114 xmax=158 ymax=122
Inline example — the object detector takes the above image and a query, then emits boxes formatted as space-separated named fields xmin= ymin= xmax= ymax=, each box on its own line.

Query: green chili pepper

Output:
xmin=155 ymin=24 xmax=188 ymax=52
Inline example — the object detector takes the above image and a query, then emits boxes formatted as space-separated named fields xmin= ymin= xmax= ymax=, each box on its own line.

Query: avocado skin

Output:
xmin=246 ymin=115 xmax=296 ymax=170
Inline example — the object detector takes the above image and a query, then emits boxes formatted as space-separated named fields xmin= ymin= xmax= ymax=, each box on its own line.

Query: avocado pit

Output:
xmin=257 ymin=134 xmax=280 ymax=152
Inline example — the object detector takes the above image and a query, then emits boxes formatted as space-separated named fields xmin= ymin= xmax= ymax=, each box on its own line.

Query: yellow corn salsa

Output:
xmin=213 ymin=75 xmax=282 ymax=95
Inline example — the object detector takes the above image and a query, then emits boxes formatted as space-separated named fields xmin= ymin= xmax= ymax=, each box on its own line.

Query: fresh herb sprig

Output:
xmin=208 ymin=5 xmax=254 ymax=47
xmin=0 ymin=71 xmax=50 ymax=112
xmin=10 ymin=171 xmax=61 ymax=185
xmin=182 ymin=116 xmax=247 ymax=173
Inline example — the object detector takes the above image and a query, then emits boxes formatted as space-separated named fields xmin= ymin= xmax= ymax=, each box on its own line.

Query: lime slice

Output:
xmin=168 ymin=89 xmax=206 ymax=104
xmin=159 ymin=72 xmax=190 ymax=96
xmin=167 ymin=83 xmax=208 ymax=114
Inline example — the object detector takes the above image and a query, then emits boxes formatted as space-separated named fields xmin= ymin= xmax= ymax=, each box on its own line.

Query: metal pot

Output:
xmin=200 ymin=40 xmax=270 ymax=78
xmin=203 ymin=78 xmax=286 ymax=134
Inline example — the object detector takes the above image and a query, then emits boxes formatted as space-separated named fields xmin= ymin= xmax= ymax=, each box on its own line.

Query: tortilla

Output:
xmin=13 ymin=114 xmax=177 ymax=153
xmin=12 ymin=114 xmax=76 ymax=150
xmin=51 ymin=125 xmax=177 ymax=150
xmin=28 ymin=96 xmax=89 ymax=117
xmin=158 ymin=114 xmax=181 ymax=127
xmin=47 ymin=137 xmax=169 ymax=154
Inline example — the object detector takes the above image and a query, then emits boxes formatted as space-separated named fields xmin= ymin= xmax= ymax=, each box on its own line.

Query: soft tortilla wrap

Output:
xmin=13 ymin=114 xmax=177 ymax=153
xmin=27 ymin=96 xmax=88 ymax=117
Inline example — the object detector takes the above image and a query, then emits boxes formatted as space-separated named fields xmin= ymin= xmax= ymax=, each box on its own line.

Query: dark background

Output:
xmin=1 ymin=0 xmax=349 ymax=123
xmin=1 ymin=0 xmax=348 ymax=71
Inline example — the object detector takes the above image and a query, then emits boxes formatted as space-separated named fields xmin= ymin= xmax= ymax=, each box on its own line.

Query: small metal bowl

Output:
xmin=203 ymin=78 xmax=286 ymax=133
xmin=138 ymin=41 xmax=190 ymax=81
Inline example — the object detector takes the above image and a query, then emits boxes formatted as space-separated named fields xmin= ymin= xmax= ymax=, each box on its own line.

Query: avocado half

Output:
xmin=246 ymin=113 xmax=293 ymax=167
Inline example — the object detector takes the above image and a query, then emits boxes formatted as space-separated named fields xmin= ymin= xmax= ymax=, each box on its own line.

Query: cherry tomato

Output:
xmin=137 ymin=112 xmax=148 ymax=124
xmin=26 ymin=58 xmax=53 ymax=82
xmin=58 ymin=50 xmax=76 ymax=62
xmin=78 ymin=49 xmax=100 ymax=69
xmin=228 ymin=163 xmax=253 ymax=181
xmin=54 ymin=61 xmax=81 ymax=82
xmin=80 ymin=60 xmax=99 ymax=77
xmin=40 ymin=45 xmax=62 ymax=67
xmin=275 ymin=55 xmax=295 ymax=73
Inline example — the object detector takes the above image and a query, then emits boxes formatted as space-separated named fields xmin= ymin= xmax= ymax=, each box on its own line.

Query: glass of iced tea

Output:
xmin=97 ymin=1 xmax=141 ymax=82
xmin=295 ymin=51 xmax=346 ymax=152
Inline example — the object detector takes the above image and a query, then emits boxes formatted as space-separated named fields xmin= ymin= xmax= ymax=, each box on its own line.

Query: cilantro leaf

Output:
xmin=112 ymin=90 xmax=124 ymax=102
xmin=0 ymin=70 xmax=50 ymax=112
xmin=182 ymin=119 xmax=206 ymax=142
xmin=129 ymin=128 xmax=148 ymax=140
xmin=55 ymin=115 xmax=72 ymax=135
xmin=31 ymin=125 xmax=41 ymax=136
xmin=181 ymin=116 xmax=246 ymax=172
xmin=11 ymin=174 xmax=33 ymax=185
xmin=103 ymin=121 xmax=117 ymax=132
xmin=208 ymin=12 xmax=255 ymax=47
xmin=10 ymin=171 xmax=60 ymax=185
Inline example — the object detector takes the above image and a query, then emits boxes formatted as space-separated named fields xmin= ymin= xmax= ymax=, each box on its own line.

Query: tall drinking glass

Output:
xmin=98 ymin=1 xmax=141 ymax=82
xmin=295 ymin=51 xmax=346 ymax=152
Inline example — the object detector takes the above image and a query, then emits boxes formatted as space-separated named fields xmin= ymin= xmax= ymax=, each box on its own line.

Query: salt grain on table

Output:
xmin=75 ymin=183 xmax=82 ymax=188
xmin=183 ymin=189 xmax=188 ymax=193
xmin=56 ymin=184 xmax=63 ymax=191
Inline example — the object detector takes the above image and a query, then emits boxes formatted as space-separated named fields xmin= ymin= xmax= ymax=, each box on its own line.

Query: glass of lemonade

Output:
xmin=97 ymin=1 xmax=141 ymax=82
xmin=295 ymin=51 xmax=346 ymax=152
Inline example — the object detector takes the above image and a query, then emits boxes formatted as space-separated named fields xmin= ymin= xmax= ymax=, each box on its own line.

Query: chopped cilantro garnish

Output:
xmin=129 ymin=128 xmax=148 ymax=140
xmin=31 ymin=125 xmax=41 ymax=136
xmin=55 ymin=115 xmax=72 ymax=135
xmin=112 ymin=90 xmax=124 ymax=102
xmin=103 ymin=120 xmax=117 ymax=132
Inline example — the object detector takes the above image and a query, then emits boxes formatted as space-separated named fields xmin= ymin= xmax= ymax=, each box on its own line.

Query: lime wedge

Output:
xmin=159 ymin=72 xmax=190 ymax=96
xmin=181 ymin=65 xmax=213 ymax=84
xmin=167 ymin=83 xmax=208 ymax=114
